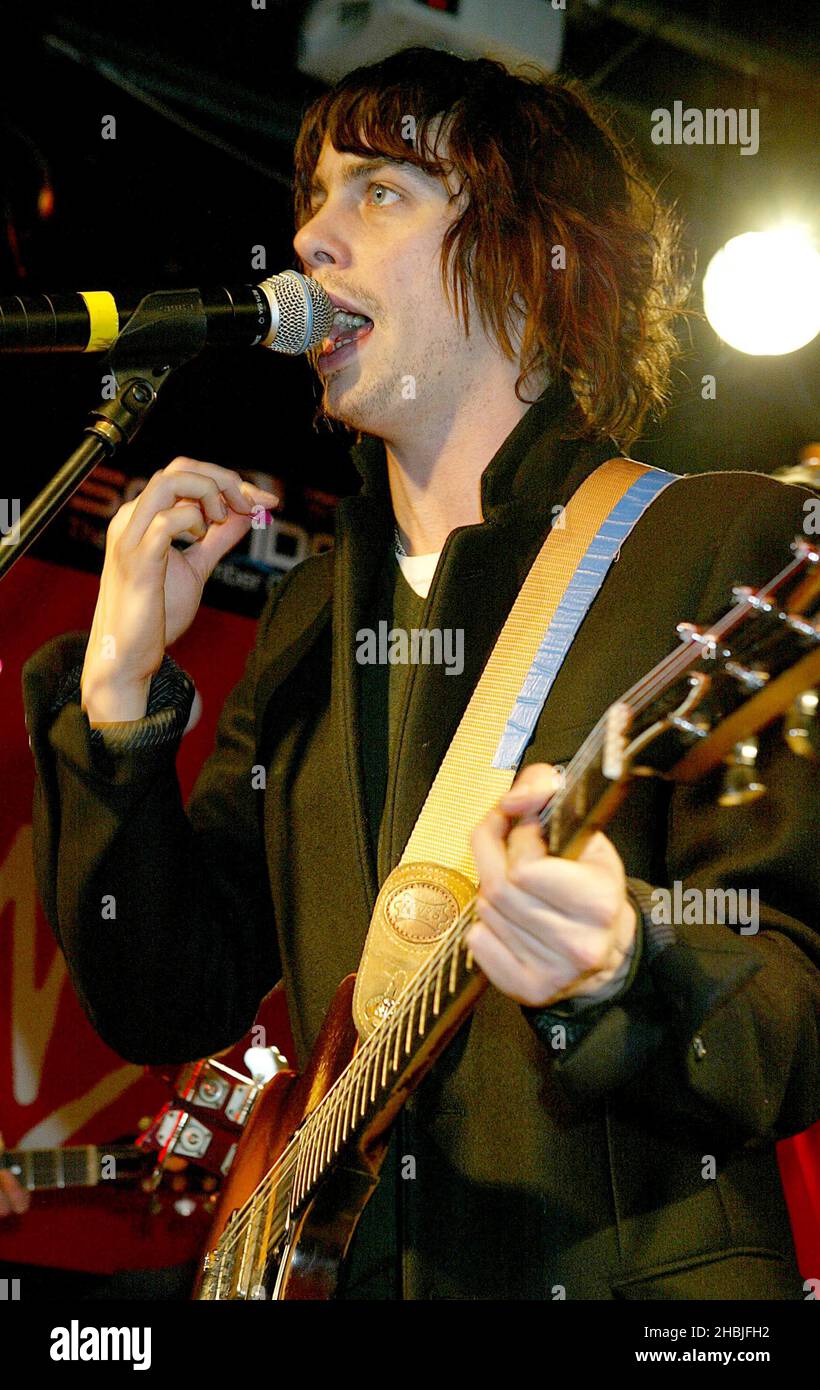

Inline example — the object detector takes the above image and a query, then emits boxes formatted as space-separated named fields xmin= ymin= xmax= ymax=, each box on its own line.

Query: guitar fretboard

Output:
xmin=0 ymin=1145 xmax=140 ymax=1190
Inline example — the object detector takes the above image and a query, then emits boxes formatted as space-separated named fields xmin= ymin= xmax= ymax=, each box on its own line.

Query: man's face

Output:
xmin=293 ymin=134 xmax=488 ymax=442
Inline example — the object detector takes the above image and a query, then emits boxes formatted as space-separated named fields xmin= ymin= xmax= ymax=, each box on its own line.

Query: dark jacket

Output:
xmin=23 ymin=381 xmax=820 ymax=1299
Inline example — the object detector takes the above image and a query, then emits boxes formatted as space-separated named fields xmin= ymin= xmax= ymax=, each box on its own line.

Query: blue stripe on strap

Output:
xmin=492 ymin=467 xmax=678 ymax=770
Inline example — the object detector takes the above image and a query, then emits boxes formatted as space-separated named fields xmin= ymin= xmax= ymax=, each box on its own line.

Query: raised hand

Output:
xmin=81 ymin=458 xmax=277 ymax=723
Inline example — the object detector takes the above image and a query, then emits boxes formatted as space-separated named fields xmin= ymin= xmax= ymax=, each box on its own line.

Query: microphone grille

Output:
xmin=260 ymin=271 xmax=334 ymax=354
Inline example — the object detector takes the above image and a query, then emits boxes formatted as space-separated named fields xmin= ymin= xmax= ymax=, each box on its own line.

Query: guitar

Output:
xmin=1 ymin=1050 xmax=281 ymax=1206
xmin=0 ymin=1143 xmax=147 ymax=1193
xmin=194 ymin=539 xmax=820 ymax=1300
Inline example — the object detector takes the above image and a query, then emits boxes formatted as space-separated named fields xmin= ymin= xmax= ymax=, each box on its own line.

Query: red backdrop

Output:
xmin=0 ymin=556 xmax=817 ymax=1279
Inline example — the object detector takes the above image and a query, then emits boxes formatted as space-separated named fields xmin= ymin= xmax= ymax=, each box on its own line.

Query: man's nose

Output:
xmin=293 ymin=210 xmax=348 ymax=272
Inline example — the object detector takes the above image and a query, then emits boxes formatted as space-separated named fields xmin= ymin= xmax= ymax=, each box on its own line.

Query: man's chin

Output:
xmin=317 ymin=372 xmax=375 ymax=434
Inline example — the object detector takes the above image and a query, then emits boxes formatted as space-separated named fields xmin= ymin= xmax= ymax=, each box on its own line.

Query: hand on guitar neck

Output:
xmin=468 ymin=762 xmax=638 ymax=1010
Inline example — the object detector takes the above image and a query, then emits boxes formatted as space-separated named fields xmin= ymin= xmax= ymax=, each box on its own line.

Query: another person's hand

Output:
xmin=81 ymin=458 xmax=277 ymax=723
xmin=469 ymin=762 xmax=637 ymax=1009
xmin=0 ymin=1136 xmax=30 ymax=1216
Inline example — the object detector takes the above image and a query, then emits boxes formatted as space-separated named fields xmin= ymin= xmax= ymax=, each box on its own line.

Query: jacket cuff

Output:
xmin=52 ymin=655 xmax=195 ymax=757
xmin=526 ymin=879 xmax=763 ymax=1100
xmin=522 ymin=878 xmax=663 ymax=1050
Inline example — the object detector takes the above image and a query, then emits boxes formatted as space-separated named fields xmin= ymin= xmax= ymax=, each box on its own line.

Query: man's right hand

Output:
xmin=80 ymin=458 xmax=277 ymax=724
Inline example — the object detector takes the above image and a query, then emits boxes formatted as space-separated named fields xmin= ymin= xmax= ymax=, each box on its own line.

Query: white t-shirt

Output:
xmin=396 ymin=551 xmax=440 ymax=599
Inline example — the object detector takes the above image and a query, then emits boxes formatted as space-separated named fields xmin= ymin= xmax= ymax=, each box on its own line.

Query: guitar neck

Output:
xmin=0 ymin=1144 xmax=141 ymax=1191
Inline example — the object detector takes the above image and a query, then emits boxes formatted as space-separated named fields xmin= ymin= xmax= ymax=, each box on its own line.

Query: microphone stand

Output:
xmin=0 ymin=289 xmax=209 ymax=583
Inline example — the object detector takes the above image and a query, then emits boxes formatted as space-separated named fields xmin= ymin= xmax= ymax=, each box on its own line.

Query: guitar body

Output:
xmin=193 ymin=975 xmax=386 ymax=1300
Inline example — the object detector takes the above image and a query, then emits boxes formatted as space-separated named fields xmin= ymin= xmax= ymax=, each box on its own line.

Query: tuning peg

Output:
xmin=723 ymin=660 xmax=768 ymax=690
xmin=718 ymin=737 xmax=766 ymax=806
xmin=784 ymin=688 xmax=819 ymax=758
xmin=676 ymin=621 xmax=719 ymax=659
xmin=141 ymin=1163 xmax=164 ymax=1193
xmin=729 ymin=586 xmax=774 ymax=614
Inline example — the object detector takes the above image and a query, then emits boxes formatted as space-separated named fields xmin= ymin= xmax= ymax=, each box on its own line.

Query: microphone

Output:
xmin=0 ymin=271 xmax=334 ymax=355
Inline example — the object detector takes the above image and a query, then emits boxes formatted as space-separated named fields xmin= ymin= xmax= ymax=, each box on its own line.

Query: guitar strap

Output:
xmin=352 ymin=457 xmax=680 ymax=1039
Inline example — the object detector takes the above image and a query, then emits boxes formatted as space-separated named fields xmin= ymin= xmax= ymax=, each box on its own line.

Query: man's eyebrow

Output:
xmin=307 ymin=156 xmax=434 ymax=200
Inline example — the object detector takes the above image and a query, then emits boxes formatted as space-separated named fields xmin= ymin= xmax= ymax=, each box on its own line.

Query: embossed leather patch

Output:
xmin=384 ymin=881 xmax=460 ymax=943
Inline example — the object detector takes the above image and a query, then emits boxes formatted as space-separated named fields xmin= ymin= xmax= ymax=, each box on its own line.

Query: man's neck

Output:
xmin=385 ymin=378 xmax=544 ymax=557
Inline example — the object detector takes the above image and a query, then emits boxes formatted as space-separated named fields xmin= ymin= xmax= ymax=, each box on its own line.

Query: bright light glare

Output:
xmin=703 ymin=226 xmax=820 ymax=355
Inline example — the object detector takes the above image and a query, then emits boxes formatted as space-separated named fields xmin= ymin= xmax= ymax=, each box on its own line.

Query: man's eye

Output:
xmin=367 ymin=183 xmax=401 ymax=206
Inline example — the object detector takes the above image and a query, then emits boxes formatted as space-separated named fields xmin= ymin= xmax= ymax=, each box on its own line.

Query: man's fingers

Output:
xmin=471 ymin=804 xmax=515 ymax=895
xmin=0 ymin=1170 xmax=30 ymax=1215
xmin=472 ymin=766 xmax=559 ymax=901
xmin=140 ymin=504 xmax=209 ymax=563
xmin=182 ymin=507 xmax=256 ymax=581
xmin=500 ymin=763 xmax=563 ymax=816
xmin=122 ymin=470 xmax=238 ymax=548
xmin=120 ymin=461 xmax=277 ymax=550
xmin=577 ymin=830 xmax=623 ymax=871
xmin=165 ymin=457 xmax=277 ymax=516
xmin=506 ymin=817 xmax=547 ymax=875
xmin=466 ymin=922 xmax=553 ymax=1006
xmin=473 ymin=890 xmax=571 ymax=966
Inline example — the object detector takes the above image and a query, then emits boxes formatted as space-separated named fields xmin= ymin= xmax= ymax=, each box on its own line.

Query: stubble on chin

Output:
xmin=314 ymin=358 xmax=402 ymax=438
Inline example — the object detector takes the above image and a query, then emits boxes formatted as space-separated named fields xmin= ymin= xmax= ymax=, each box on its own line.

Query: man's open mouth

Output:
xmin=319 ymin=308 xmax=374 ymax=358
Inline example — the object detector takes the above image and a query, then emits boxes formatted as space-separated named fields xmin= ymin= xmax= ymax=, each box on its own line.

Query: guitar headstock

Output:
xmin=628 ymin=537 xmax=820 ymax=787
xmin=544 ymin=538 xmax=820 ymax=855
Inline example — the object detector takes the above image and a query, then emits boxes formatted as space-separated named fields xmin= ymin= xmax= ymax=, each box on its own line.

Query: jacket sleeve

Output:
xmin=524 ymin=477 xmax=820 ymax=1146
xmin=22 ymin=580 xmax=292 ymax=1066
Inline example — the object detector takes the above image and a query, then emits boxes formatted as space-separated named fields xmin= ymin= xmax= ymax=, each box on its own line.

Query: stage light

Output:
xmin=702 ymin=226 xmax=820 ymax=356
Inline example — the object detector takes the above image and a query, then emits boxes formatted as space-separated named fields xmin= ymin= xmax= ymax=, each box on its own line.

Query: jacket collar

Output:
xmin=346 ymin=377 xmax=607 ymax=538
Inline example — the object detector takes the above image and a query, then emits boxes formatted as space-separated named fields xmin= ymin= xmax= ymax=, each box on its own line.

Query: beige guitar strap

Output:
xmin=352 ymin=457 xmax=666 ymax=1038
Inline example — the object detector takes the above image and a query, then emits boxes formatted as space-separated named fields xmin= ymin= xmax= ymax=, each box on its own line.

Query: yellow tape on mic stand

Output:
xmin=79 ymin=291 xmax=119 ymax=352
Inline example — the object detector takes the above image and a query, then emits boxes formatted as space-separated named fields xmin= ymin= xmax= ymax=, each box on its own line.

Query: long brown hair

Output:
xmin=293 ymin=47 xmax=692 ymax=448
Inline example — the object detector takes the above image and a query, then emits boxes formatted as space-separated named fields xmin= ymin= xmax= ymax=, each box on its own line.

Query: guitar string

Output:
xmin=210 ymin=1146 xmax=300 ymax=1291
xmin=212 ymin=554 xmax=815 ymax=1282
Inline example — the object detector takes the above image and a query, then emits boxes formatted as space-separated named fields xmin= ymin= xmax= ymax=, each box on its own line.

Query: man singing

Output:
xmin=23 ymin=48 xmax=819 ymax=1299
